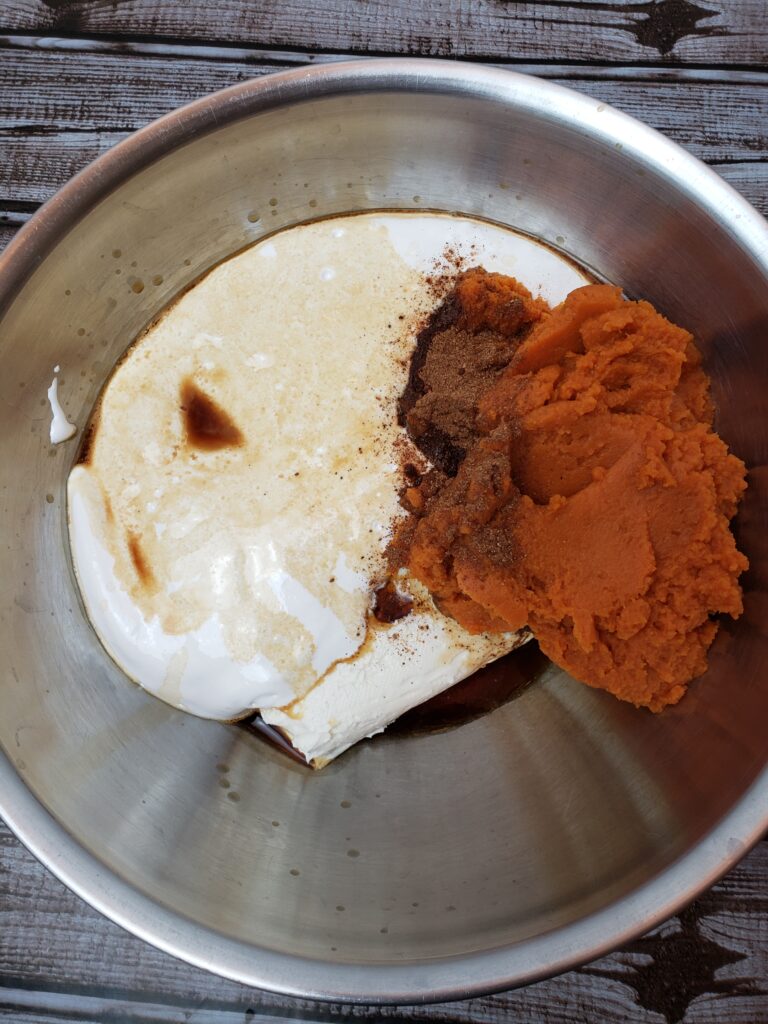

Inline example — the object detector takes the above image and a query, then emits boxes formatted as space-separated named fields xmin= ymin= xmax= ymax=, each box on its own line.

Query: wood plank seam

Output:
xmin=2 ymin=34 xmax=768 ymax=83
xmin=1 ymin=4 xmax=767 ymax=1019
xmin=0 ymin=1 xmax=766 ymax=67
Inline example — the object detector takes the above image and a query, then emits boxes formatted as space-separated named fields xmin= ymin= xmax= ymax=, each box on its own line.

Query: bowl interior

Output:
xmin=1 ymin=67 xmax=767 ymax=988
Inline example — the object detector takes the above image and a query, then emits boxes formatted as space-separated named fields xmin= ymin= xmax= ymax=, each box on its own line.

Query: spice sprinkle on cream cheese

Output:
xmin=68 ymin=212 xmax=590 ymax=764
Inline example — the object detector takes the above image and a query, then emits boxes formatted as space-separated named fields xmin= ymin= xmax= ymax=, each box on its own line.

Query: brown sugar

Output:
xmin=394 ymin=276 xmax=748 ymax=711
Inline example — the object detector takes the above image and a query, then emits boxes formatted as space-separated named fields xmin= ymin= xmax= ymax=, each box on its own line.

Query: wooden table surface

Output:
xmin=1 ymin=2 xmax=767 ymax=1022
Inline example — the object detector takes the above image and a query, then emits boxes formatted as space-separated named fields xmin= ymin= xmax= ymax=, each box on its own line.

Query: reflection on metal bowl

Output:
xmin=0 ymin=60 xmax=767 ymax=1003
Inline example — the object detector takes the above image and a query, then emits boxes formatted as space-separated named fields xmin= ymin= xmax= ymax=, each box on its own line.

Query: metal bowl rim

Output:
xmin=1 ymin=58 xmax=767 ymax=1003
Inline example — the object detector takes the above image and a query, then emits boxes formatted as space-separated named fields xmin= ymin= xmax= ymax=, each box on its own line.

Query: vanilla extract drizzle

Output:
xmin=67 ymin=211 xmax=592 ymax=764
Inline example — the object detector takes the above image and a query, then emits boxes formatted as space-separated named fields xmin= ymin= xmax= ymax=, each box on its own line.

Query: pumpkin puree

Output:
xmin=399 ymin=275 xmax=748 ymax=711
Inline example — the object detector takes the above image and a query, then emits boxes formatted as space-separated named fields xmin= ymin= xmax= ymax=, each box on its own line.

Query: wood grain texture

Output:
xmin=0 ymin=44 xmax=766 ymax=209
xmin=0 ymin=210 xmax=30 ymax=253
xmin=1 ymin=133 xmax=129 ymax=206
xmin=2 ymin=44 xmax=765 ymax=158
xmin=1 ymin=820 xmax=767 ymax=1024
xmin=2 ymin=0 xmax=767 ymax=65
xmin=716 ymin=163 xmax=768 ymax=215
xmin=2 ymin=3 xmax=768 ymax=1020
xmin=0 ymin=226 xmax=19 ymax=252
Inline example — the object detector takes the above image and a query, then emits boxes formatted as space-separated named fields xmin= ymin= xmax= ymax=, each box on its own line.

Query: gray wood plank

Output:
xmin=0 ymin=225 xmax=20 ymax=253
xmin=0 ymin=990 xmax=324 ymax=1024
xmin=716 ymin=162 xmax=768 ymax=214
xmin=2 ymin=0 xmax=767 ymax=66
xmin=0 ymin=46 xmax=766 ymax=209
xmin=4 ymin=32 xmax=768 ymax=81
xmin=2 ymin=21 xmax=768 ymax=1021
xmin=0 ymin=210 xmax=30 ymax=251
xmin=1 ymin=133 xmax=130 ymax=206
xmin=2 ymin=819 xmax=768 ymax=1023
xmin=1 ymin=46 xmax=765 ymax=164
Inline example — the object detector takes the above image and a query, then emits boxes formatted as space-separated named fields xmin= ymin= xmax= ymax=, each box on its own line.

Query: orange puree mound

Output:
xmin=406 ymin=283 xmax=748 ymax=711
xmin=453 ymin=266 xmax=549 ymax=335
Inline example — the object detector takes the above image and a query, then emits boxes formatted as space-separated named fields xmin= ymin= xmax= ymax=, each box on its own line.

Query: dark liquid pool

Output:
xmin=243 ymin=640 xmax=549 ymax=763
xmin=387 ymin=638 xmax=548 ymax=737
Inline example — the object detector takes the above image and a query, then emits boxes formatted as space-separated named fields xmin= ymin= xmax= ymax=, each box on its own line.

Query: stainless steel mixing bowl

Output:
xmin=1 ymin=60 xmax=767 ymax=1003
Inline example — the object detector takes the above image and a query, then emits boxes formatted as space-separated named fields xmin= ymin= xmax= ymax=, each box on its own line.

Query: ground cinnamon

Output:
xmin=391 ymin=272 xmax=748 ymax=711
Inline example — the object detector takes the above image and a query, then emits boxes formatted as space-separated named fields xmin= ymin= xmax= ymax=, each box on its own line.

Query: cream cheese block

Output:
xmin=68 ymin=212 xmax=590 ymax=764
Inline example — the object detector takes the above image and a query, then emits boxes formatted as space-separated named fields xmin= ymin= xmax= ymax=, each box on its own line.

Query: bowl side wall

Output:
xmin=1 ymin=69 xmax=767 ymax=979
